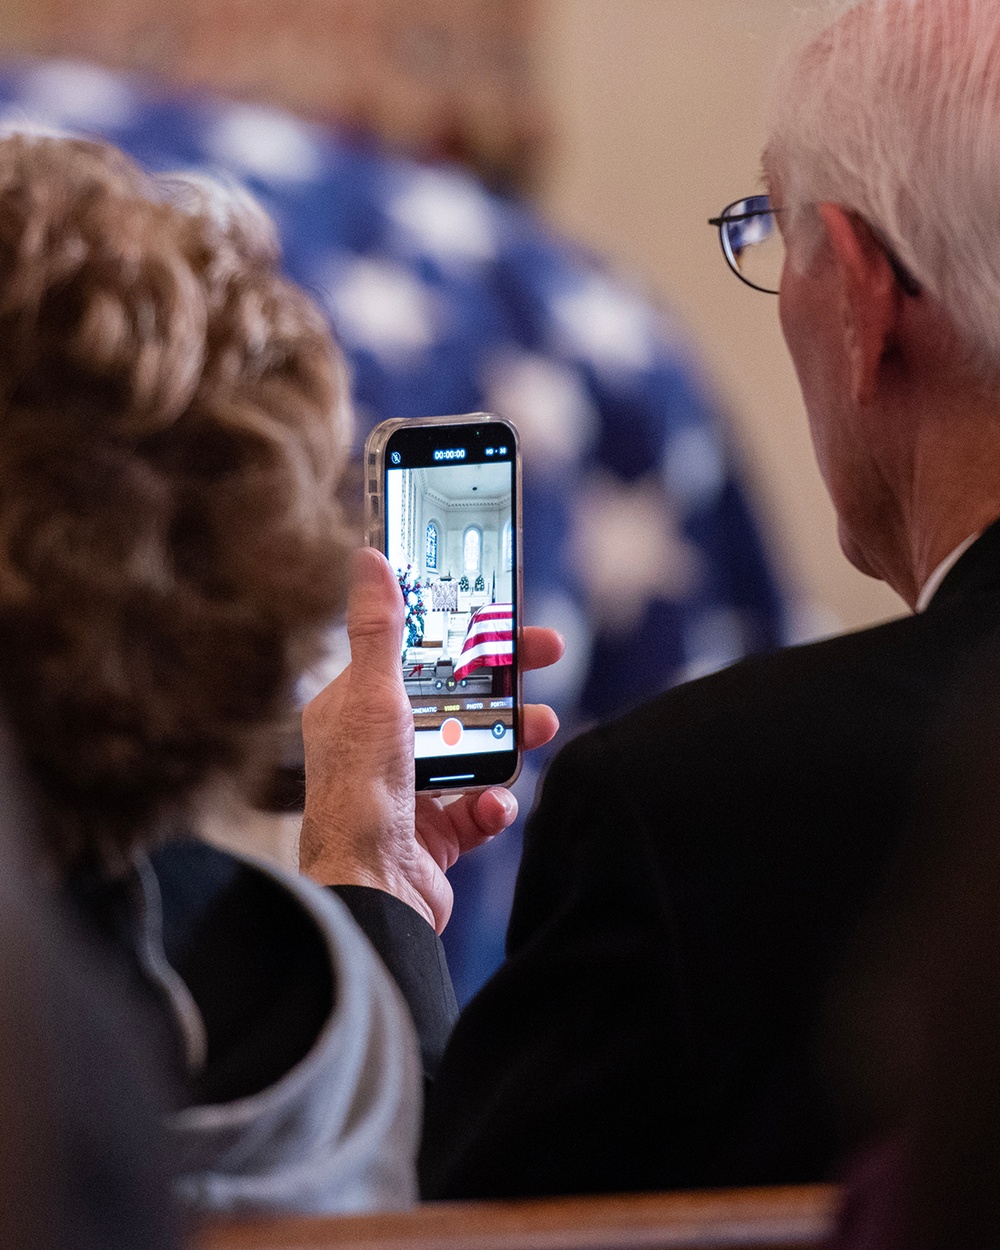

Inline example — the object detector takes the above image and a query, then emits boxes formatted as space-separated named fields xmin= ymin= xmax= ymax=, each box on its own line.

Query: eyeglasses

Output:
xmin=708 ymin=195 xmax=784 ymax=294
xmin=708 ymin=194 xmax=922 ymax=298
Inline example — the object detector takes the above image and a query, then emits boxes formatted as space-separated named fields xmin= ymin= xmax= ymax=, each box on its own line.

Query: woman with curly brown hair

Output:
xmin=0 ymin=128 xmax=422 ymax=1217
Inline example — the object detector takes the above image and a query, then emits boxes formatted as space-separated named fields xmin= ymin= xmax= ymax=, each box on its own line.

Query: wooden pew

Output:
xmin=197 ymin=1183 xmax=837 ymax=1250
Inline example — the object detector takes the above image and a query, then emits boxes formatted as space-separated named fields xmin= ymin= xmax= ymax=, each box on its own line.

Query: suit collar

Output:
xmin=926 ymin=517 xmax=1000 ymax=611
xmin=916 ymin=532 xmax=982 ymax=612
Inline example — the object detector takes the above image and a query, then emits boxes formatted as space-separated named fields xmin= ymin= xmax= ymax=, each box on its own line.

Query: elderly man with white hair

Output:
xmin=305 ymin=0 xmax=1000 ymax=1201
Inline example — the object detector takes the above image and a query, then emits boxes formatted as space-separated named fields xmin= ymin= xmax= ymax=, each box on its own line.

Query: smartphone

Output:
xmin=365 ymin=413 xmax=522 ymax=792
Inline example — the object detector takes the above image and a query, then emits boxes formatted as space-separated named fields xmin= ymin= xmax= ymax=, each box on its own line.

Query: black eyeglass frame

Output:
xmin=707 ymin=197 xmax=922 ymax=299
xmin=707 ymin=199 xmax=784 ymax=294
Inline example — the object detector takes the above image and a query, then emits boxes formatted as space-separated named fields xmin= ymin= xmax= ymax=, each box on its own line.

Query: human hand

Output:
xmin=300 ymin=546 xmax=563 ymax=933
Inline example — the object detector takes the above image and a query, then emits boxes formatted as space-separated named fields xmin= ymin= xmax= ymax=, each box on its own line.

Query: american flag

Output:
xmin=454 ymin=604 xmax=514 ymax=680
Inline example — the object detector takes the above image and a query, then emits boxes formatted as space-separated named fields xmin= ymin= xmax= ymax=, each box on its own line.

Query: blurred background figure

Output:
xmin=0 ymin=2 xmax=795 ymax=1002
xmin=0 ymin=718 xmax=179 ymax=1250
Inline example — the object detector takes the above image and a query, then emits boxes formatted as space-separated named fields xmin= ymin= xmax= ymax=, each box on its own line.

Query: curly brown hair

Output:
xmin=0 ymin=133 xmax=352 ymax=867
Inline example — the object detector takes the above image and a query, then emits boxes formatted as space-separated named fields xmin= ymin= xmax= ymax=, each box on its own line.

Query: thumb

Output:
xmin=346 ymin=547 xmax=406 ymax=678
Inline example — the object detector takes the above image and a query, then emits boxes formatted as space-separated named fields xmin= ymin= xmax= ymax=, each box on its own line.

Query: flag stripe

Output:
xmin=454 ymin=603 xmax=514 ymax=679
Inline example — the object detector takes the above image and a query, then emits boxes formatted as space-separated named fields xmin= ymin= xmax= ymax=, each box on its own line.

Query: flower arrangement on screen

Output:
xmin=397 ymin=564 xmax=426 ymax=649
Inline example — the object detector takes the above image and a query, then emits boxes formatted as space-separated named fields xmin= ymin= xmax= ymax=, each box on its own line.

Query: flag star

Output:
xmin=663 ymin=425 xmax=726 ymax=512
xmin=549 ymin=273 xmax=657 ymax=375
xmin=204 ymin=103 xmax=323 ymax=183
xmin=482 ymin=351 xmax=598 ymax=470
xmin=680 ymin=607 xmax=751 ymax=682
xmin=570 ymin=472 xmax=703 ymax=631
xmin=522 ymin=591 xmax=593 ymax=708
xmin=21 ymin=60 xmax=134 ymax=131
xmin=387 ymin=167 xmax=496 ymax=263
xmin=322 ymin=255 xmax=440 ymax=361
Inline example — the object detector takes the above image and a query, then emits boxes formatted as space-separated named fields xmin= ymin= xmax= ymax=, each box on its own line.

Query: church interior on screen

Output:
xmin=387 ymin=463 xmax=514 ymax=699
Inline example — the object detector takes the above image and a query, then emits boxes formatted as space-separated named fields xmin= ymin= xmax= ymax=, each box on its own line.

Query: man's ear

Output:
xmin=816 ymin=202 xmax=899 ymax=406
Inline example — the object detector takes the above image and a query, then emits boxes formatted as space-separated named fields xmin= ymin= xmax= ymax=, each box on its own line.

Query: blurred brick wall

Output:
xmin=3 ymin=0 xmax=545 ymax=190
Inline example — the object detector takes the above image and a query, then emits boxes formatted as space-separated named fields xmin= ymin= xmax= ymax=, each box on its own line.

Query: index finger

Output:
xmin=521 ymin=626 xmax=565 ymax=673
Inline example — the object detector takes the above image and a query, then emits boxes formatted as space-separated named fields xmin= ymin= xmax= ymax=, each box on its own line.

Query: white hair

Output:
xmin=154 ymin=169 xmax=280 ymax=264
xmin=767 ymin=0 xmax=1000 ymax=382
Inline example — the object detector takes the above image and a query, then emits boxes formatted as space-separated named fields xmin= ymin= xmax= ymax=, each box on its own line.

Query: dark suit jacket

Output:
xmin=398 ymin=523 xmax=1000 ymax=1199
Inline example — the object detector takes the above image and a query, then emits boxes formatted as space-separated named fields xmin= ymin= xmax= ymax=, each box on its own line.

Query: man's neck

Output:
xmin=875 ymin=389 xmax=1000 ymax=609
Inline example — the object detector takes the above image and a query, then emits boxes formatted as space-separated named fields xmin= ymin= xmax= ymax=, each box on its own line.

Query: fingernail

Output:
xmin=352 ymin=545 xmax=389 ymax=591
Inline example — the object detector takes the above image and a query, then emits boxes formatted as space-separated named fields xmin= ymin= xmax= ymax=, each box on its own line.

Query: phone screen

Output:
xmin=377 ymin=418 xmax=520 ymax=790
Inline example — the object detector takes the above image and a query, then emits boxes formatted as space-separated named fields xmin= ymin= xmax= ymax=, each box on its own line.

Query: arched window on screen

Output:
xmin=503 ymin=519 xmax=513 ymax=572
xmin=463 ymin=525 xmax=482 ymax=575
xmin=425 ymin=520 xmax=439 ymax=572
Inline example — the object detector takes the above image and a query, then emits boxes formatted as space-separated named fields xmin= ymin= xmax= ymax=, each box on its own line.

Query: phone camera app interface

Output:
xmin=386 ymin=442 xmax=515 ymax=766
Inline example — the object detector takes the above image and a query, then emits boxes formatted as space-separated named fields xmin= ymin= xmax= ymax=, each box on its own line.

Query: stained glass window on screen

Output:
xmin=464 ymin=526 xmax=481 ymax=574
